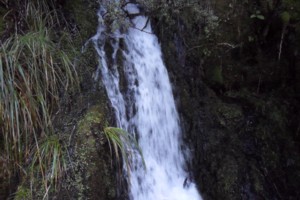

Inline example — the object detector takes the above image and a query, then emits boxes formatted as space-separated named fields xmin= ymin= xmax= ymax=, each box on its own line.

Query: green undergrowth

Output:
xmin=104 ymin=127 xmax=145 ymax=178
xmin=0 ymin=0 xmax=78 ymax=197
xmin=77 ymin=105 xmax=144 ymax=180
xmin=61 ymin=104 xmax=143 ymax=199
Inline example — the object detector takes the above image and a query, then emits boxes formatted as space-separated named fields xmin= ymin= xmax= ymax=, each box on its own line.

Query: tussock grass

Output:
xmin=13 ymin=185 xmax=32 ymax=200
xmin=104 ymin=127 xmax=145 ymax=179
xmin=0 ymin=0 xmax=78 ymax=195
xmin=24 ymin=0 xmax=62 ymax=31
xmin=30 ymin=135 xmax=67 ymax=195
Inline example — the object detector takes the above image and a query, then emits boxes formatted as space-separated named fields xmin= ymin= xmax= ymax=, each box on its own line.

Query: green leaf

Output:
xmin=256 ymin=15 xmax=265 ymax=20
xmin=280 ymin=11 xmax=291 ymax=24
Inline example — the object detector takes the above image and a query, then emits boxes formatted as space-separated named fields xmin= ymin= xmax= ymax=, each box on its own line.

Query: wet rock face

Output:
xmin=54 ymin=104 xmax=117 ymax=200
xmin=49 ymin=1 xmax=119 ymax=199
xmin=153 ymin=0 xmax=300 ymax=199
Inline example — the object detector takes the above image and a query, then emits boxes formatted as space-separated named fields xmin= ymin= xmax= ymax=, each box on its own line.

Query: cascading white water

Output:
xmin=92 ymin=3 xmax=202 ymax=200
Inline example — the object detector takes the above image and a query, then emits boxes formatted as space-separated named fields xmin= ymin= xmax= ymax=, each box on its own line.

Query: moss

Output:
xmin=65 ymin=0 xmax=98 ymax=41
xmin=78 ymin=105 xmax=104 ymax=136
xmin=217 ymin=156 xmax=238 ymax=197
xmin=213 ymin=102 xmax=243 ymax=127
xmin=207 ymin=65 xmax=224 ymax=86
xmin=56 ymin=103 xmax=116 ymax=200
xmin=14 ymin=185 xmax=32 ymax=200
xmin=54 ymin=1 xmax=116 ymax=198
xmin=218 ymin=104 xmax=242 ymax=120
xmin=8 ymin=0 xmax=119 ymax=199
xmin=153 ymin=0 xmax=300 ymax=199
xmin=280 ymin=11 xmax=291 ymax=24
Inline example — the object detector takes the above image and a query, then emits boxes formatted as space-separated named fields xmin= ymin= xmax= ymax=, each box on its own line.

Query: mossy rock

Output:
xmin=217 ymin=156 xmax=239 ymax=197
xmin=214 ymin=102 xmax=243 ymax=127
xmin=56 ymin=104 xmax=116 ymax=200
xmin=78 ymin=105 xmax=104 ymax=137
xmin=65 ymin=0 xmax=98 ymax=41
xmin=206 ymin=65 xmax=224 ymax=88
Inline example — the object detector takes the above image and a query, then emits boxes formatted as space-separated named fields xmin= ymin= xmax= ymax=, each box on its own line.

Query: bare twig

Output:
xmin=278 ymin=27 xmax=286 ymax=61
xmin=130 ymin=24 xmax=154 ymax=35
xmin=141 ymin=17 xmax=150 ymax=31
xmin=217 ymin=42 xmax=239 ymax=48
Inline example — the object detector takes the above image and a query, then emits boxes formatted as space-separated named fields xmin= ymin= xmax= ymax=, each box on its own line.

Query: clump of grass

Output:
xmin=14 ymin=185 xmax=32 ymax=200
xmin=24 ymin=0 xmax=63 ymax=32
xmin=0 ymin=25 xmax=77 ymax=168
xmin=0 ymin=0 xmax=78 ymax=196
xmin=30 ymin=135 xmax=67 ymax=196
xmin=103 ymin=127 xmax=145 ymax=179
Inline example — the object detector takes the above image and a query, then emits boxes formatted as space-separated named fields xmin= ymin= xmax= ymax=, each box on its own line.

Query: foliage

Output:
xmin=280 ymin=11 xmax=291 ymax=24
xmin=100 ymin=1 xmax=129 ymax=32
xmin=0 ymin=0 xmax=78 ymax=196
xmin=250 ymin=10 xmax=265 ymax=20
xmin=30 ymin=135 xmax=67 ymax=195
xmin=14 ymin=185 xmax=32 ymax=200
xmin=103 ymin=127 xmax=145 ymax=178
xmin=282 ymin=0 xmax=300 ymax=20
xmin=136 ymin=0 xmax=201 ymax=12
xmin=99 ymin=0 xmax=215 ymax=34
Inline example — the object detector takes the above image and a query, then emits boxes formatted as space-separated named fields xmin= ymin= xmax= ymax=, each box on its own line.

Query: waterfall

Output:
xmin=92 ymin=3 xmax=202 ymax=200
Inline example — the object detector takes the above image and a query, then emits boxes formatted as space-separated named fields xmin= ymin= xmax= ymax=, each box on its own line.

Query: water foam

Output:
xmin=92 ymin=3 xmax=202 ymax=200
